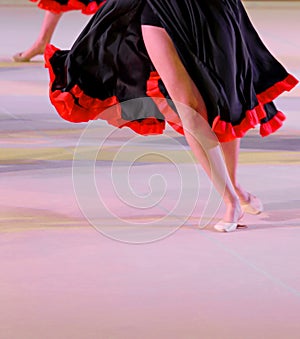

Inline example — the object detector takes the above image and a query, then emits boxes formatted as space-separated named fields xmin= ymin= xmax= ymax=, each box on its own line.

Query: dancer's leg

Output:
xmin=142 ymin=25 xmax=242 ymax=223
xmin=221 ymin=139 xmax=263 ymax=213
xmin=220 ymin=139 xmax=248 ymax=201
xmin=13 ymin=11 xmax=62 ymax=62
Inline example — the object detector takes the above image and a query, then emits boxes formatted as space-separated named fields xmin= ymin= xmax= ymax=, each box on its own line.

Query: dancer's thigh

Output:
xmin=141 ymin=25 xmax=208 ymax=121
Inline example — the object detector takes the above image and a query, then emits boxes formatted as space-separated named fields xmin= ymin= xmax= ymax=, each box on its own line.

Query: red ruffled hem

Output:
xmin=45 ymin=45 xmax=166 ymax=135
xmin=146 ymin=72 xmax=184 ymax=135
xmin=257 ymin=74 xmax=299 ymax=104
xmin=212 ymin=74 xmax=298 ymax=142
xmin=30 ymin=0 xmax=105 ymax=14
xmin=45 ymin=44 xmax=298 ymax=140
xmin=212 ymin=106 xmax=286 ymax=142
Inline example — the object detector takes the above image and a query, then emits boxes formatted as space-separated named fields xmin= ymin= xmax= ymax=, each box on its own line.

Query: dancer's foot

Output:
xmin=214 ymin=220 xmax=242 ymax=232
xmin=214 ymin=199 xmax=244 ymax=232
xmin=12 ymin=52 xmax=30 ymax=62
xmin=234 ymin=185 xmax=263 ymax=215
xmin=12 ymin=45 xmax=45 ymax=62
xmin=241 ymin=193 xmax=263 ymax=215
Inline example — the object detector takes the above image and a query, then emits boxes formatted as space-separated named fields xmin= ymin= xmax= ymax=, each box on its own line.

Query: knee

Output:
xmin=175 ymin=98 xmax=205 ymax=130
xmin=172 ymin=90 xmax=207 ymax=125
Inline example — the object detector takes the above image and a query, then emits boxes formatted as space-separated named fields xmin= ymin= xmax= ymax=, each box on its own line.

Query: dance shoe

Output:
xmin=241 ymin=193 xmax=263 ymax=215
xmin=214 ymin=220 xmax=240 ymax=233
xmin=214 ymin=213 xmax=245 ymax=233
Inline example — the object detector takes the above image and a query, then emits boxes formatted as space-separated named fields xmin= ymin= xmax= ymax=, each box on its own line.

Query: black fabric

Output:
xmin=148 ymin=0 xmax=289 ymax=125
xmin=141 ymin=2 xmax=162 ymax=27
xmin=47 ymin=0 xmax=297 ymax=136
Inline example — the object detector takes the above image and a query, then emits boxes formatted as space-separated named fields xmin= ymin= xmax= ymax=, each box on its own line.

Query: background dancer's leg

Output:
xmin=13 ymin=11 xmax=62 ymax=62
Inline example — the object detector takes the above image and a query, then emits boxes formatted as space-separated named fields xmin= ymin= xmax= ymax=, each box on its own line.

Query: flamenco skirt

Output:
xmin=45 ymin=0 xmax=299 ymax=142
xmin=30 ymin=0 xmax=106 ymax=14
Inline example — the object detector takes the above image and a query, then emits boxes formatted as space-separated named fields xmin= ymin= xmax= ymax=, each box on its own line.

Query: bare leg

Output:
xmin=221 ymin=139 xmax=263 ymax=214
xmin=220 ymin=139 xmax=249 ymax=202
xmin=13 ymin=11 xmax=62 ymax=62
xmin=142 ymin=26 xmax=242 ymax=223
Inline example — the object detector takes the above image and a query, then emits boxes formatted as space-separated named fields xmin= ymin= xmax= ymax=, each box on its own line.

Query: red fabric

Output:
xmin=212 ymin=74 xmax=298 ymax=142
xmin=45 ymin=46 xmax=165 ymax=135
xmin=146 ymin=71 xmax=184 ymax=135
xmin=212 ymin=106 xmax=285 ymax=142
xmin=45 ymin=45 xmax=298 ymax=141
xmin=30 ymin=0 xmax=105 ymax=14
xmin=146 ymin=72 xmax=298 ymax=141
xmin=257 ymin=74 xmax=299 ymax=105
xmin=260 ymin=111 xmax=286 ymax=137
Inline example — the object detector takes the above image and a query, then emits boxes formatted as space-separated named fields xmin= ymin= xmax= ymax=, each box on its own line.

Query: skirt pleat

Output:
xmin=45 ymin=0 xmax=298 ymax=141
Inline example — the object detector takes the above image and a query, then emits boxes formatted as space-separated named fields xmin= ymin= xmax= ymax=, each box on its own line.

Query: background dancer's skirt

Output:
xmin=30 ymin=0 xmax=106 ymax=14
xmin=45 ymin=0 xmax=299 ymax=142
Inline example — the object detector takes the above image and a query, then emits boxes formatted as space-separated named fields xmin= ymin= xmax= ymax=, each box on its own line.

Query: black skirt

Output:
xmin=30 ymin=0 xmax=106 ymax=14
xmin=45 ymin=0 xmax=298 ymax=141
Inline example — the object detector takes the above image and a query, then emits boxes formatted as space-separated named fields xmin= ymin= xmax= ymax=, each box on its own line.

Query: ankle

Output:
xmin=33 ymin=44 xmax=46 ymax=54
xmin=234 ymin=184 xmax=249 ymax=202
xmin=222 ymin=197 xmax=242 ymax=223
xmin=223 ymin=194 xmax=240 ymax=207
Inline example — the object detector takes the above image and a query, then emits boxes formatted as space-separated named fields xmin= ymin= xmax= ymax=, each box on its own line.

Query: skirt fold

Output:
xmin=45 ymin=0 xmax=298 ymax=141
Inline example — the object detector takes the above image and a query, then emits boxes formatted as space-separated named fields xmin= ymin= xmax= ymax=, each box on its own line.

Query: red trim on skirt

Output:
xmin=45 ymin=45 xmax=298 ymax=141
xmin=30 ymin=0 xmax=105 ymax=14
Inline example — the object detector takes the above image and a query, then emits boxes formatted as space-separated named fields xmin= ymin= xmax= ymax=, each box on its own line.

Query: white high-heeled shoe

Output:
xmin=241 ymin=193 xmax=263 ymax=215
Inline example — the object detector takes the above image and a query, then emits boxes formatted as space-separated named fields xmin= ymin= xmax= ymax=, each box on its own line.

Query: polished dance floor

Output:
xmin=1 ymin=2 xmax=300 ymax=338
